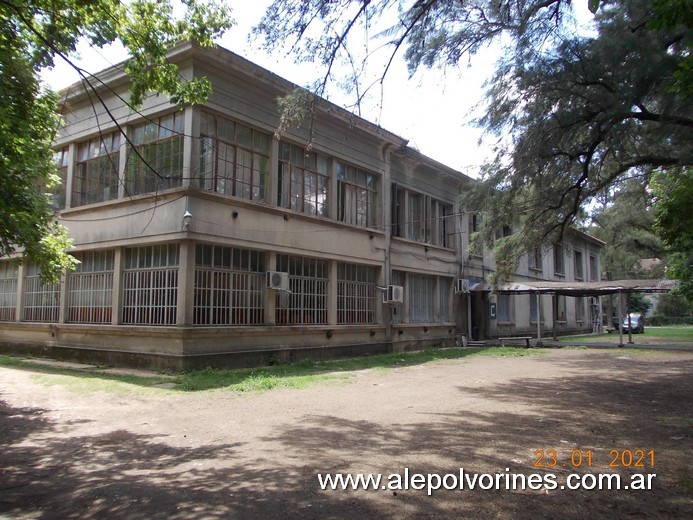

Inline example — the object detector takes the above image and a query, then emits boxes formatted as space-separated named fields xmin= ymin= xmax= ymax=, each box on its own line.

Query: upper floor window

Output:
xmin=337 ymin=163 xmax=377 ymax=228
xmin=392 ymin=185 xmax=452 ymax=247
xmin=278 ymin=142 xmax=329 ymax=216
xmin=73 ymin=132 xmax=120 ymax=207
xmin=126 ymin=112 xmax=184 ymax=195
xmin=51 ymin=147 xmax=69 ymax=210
xmin=589 ymin=254 xmax=599 ymax=282
xmin=553 ymin=243 xmax=565 ymax=276
xmin=528 ymin=247 xmax=542 ymax=272
xmin=199 ymin=112 xmax=270 ymax=202
xmin=574 ymin=250 xmax=584 ymax=280
xmin=468 ymin=214 xmax=483 ymax=258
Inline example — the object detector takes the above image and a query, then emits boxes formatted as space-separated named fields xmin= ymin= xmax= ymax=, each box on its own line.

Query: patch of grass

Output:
xmin=0 ymin=346 xmax=544 ymax=395
xmin=559 ymin=325 xmax=693 ymax=345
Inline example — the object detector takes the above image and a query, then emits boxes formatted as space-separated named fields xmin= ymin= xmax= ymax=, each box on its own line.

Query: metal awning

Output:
xmin=496 ymin=279 xmax=675 ymax=296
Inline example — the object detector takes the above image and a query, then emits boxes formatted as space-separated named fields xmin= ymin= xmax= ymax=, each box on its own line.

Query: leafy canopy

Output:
xmin=0 ymin=0 xmax=232 ymax=281
xmin=255 ymin=0 xmax=692 ymax=281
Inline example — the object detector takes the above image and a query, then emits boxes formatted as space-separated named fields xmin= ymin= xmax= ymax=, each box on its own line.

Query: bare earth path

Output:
xmin=1 ymin=349 xmax=691 ymax=519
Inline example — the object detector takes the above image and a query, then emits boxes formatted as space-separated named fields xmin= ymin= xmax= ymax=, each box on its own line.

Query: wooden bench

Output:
xmin=499 ymin=336 xmax=532 ymax=348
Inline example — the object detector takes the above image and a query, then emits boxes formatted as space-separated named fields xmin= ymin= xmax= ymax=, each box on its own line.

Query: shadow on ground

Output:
xmin=1 ymin=352 xmax=691 ymax=519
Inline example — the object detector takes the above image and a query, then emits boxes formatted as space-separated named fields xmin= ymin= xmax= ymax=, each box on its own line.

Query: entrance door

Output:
xmin=470 ymin=291 xmax=489 ymax=340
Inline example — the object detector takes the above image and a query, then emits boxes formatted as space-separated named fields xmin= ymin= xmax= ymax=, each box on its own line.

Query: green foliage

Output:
xmin=627 ymin=292 xmax=652 ymax=315
xmin=652 ymin=168 xmax=693 ymax=303
xmin=656 ymin=291 xmax=691 ymax=317
xmin=0 ymin=0 xmax=233 ymax=282
xmin=255 ymin=1 xmax=691 ymax=283
xmin=590 ymin=179 xmax=664 ymax=280
xmin=275 ymin=88 xmax=315 ymax=139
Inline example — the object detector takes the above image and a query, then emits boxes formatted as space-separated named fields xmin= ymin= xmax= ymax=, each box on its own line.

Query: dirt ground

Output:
xmin=1 ymin=348 xmax=691 ymax=519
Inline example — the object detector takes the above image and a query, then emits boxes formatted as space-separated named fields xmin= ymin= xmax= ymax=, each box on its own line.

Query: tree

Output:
xmin=1 ymin=0 xmax=232 ymax=281
xmin=590 ymin=178 xmax=664 ymax=280
xmin=652 ymin=167 xmax=693 ymax=303
xmin=255 ymin=0 xmax=691 ymax=281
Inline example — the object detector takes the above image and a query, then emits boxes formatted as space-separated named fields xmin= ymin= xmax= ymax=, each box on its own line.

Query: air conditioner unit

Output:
xmin=383 ymin=285 xmax=404 ymax=304
xmin=455 ymin=278 xmax=470 ymax=294
xmin=266 ymin=271 xmax=289 ymax=290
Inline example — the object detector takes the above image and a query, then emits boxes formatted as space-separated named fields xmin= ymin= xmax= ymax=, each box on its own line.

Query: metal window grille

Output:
xmin=0 ymin=261 xmax=18 ymax=321
xmin=73 ymin=132 xmax=120 ymax=206
xmin=497 ymin=294 xmax=512 ymax=322
xmin=337 ymin=263 xmax=376 ymax=324
xmin=126 ymin=113 xmax=184 ymax=195
xmin=199 ymin=112 xmax=270 ymax=202
xmin=278 ymin=142 xmax=329 ymax=216
xmin=337 ymin=162 xmax=377 ymax=228
xmin=275 ymin=255 xmax=327 ymax=325
xmin=23 ymin=264 xmax=59 ymax=322
xmin=530 ymin=294 xmax=542 ymax=323
xmin=67 ymin=251 xmax=114 ymax=323
xmin=439 ymin=278 xmax=451 ymax=322
xmin=409 ymin=274 xmax=434 ymax=323
xmin=193 ymin=244 xmax=265 ymax=326
xmin=122 ymin=245 xmax=179 ymax=325
xmin=576 ymin=296 xmax=585 ymax=322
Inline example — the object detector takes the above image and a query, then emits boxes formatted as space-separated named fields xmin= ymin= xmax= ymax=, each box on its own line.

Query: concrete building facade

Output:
xmin=0 ymin=42 xmax=603 ymax=369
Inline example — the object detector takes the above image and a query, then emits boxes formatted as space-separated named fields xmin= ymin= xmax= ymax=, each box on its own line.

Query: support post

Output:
xmin=536 ymin=292 xmax=542 ymax=346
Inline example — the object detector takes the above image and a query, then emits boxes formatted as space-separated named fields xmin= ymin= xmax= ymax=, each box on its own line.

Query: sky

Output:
xmin=40 ymin=1 xmax=587 ymax=177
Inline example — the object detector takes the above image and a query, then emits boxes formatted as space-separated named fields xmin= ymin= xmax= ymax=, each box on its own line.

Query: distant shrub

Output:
xmin=649 ymin=315 xmax=693 ymax=326
xmin=656 ymin=292 xmax=691 ymax=317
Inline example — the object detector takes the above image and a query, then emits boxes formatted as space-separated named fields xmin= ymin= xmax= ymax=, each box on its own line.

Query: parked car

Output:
xmin=622 ymin=313 xmax=645 ymax=334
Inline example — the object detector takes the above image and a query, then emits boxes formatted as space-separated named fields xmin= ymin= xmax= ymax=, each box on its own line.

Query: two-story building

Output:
xmin=0 ymin=42 xmax=602 ymax=369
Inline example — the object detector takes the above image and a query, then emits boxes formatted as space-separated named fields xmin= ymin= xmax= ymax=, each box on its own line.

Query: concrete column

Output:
xmin=176 ymin=240 xmax=195 ymax=326
xmin=64 ymin=142 xmax=76 ymax=208
xmin=15 ymin=258 xmax=27 ymax=322
xmin=117 ymin=129 xmax=128 ymax=199
xmin=182 ymin=105 xmax=198 ymax=188
xmin=381 ymin=145 xmax=392 ymax=332
xmin=58 ymin=271 xmax=69 ymax=323
xmin=265 ymin=252 xmax=277 ymax=325
xmin=111 ymin=247 xmax=124 ymax=325
xmin=328 ymin=260 xmax=338 ymax=326
xmin=328 ymin=158 xmax=338 ymax=220
xmin=268 ymin=137 xmax=279 ymax=206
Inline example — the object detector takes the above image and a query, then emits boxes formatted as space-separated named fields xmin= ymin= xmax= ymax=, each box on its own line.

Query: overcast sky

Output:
xmin=42 ymin=2 xmax=589 ymax=177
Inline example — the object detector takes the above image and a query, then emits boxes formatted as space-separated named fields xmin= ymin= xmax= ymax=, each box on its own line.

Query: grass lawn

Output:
xmin=558 ymin=325 xmax=693 ymax=344
xmin=0 ymin=346 xmax=543 ymax=395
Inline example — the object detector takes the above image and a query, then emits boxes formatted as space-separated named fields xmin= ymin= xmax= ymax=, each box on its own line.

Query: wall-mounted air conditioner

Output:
xmin=455 ymin=278 xmax=470 ymax=294
xmin=266 ymin=271 xmax=289 ymax=290
xmin=383 ymin=285 xmax=404 ymax=304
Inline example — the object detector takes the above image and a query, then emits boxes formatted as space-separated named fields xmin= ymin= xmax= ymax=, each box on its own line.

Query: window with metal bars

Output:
xmin=439 ymin=277 xmax=451 ymax=322
xmin=497 ymin=294 xmax=512 ymax=322
xmin=126 ymin=112 xmax=184 ymax=195
xmin=193 ymin=244 xmax=265 ymax=326
xmin=73 ymin=132 xmax=120 ymax=206
xmin=275 ymin=255 xmax=327 ymax=325
xmin=67 ymin=251 xmax=114 ymax=324
xmin=199 ymin=111 xmax=270 ymax=202
xmin=409 ymin=274 xmax=434 ymax=323
xmin=122 ymin=244 xmax=179 ymax=325
xmin=277 ymin=142 xmax=329 ymax=216
xmin=337 ymin=263 xmax=377 ymax=324
xmin=0 ymin=261 xmax=18 ymax=321
xmin=23 ymin=263 xmax=60 ymax=322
